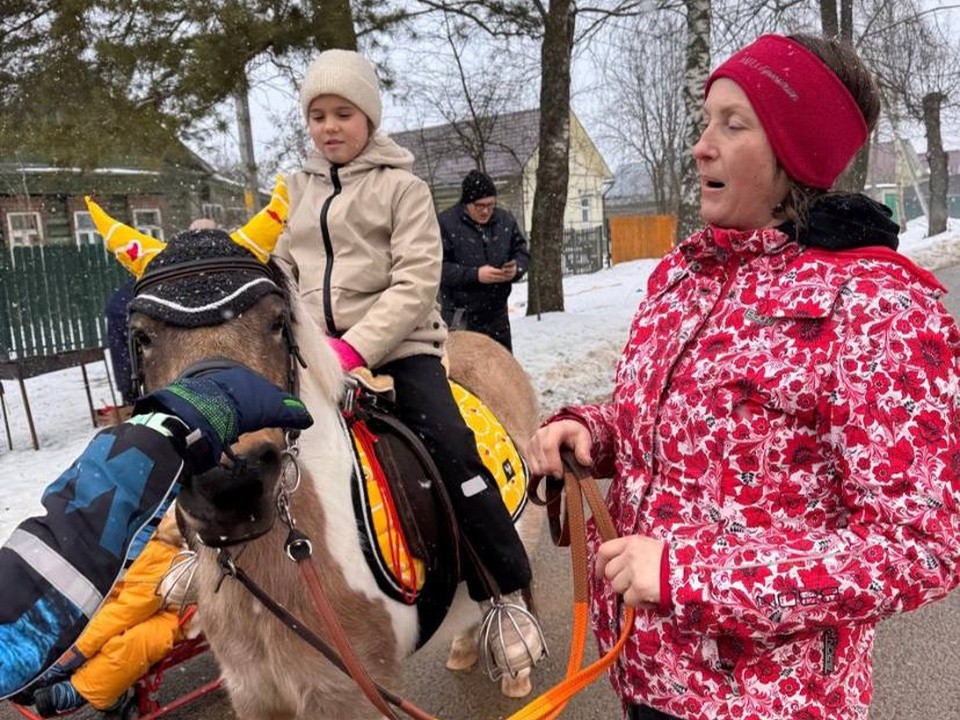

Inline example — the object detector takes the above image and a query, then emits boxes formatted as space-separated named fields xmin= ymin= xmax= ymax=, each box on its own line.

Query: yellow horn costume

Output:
xmin=230 ymin=175 xmax=288 ymax=263
xmin=85 ymin=175 xmax=288 ymax=278
xmin=84 ymin=196 xmax=166 ymax=278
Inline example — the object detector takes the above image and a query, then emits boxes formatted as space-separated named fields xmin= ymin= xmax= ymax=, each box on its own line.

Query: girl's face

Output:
xmin=307 ymin=95 xmax=370 ymax=165
xmin=692 ymin=78 xmax=790 ymax=231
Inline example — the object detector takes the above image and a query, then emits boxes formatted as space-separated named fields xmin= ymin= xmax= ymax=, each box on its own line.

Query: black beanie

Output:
xmin=460 ymin=169 xmax=497 ymax=205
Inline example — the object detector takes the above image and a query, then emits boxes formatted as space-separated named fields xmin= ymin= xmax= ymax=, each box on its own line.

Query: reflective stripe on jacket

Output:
xmin=0 ymin=417 xmax=183 ymax=698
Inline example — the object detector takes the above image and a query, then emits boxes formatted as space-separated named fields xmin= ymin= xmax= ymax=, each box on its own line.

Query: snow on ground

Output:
xmin=1 ymin=219 xmax=959 ymax=542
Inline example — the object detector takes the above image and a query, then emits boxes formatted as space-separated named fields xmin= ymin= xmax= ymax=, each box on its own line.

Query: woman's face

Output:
xmin=693 ymin=78 xmax=790 ymax=231
xmin=307 ymin=95 xmax=370 ymax=165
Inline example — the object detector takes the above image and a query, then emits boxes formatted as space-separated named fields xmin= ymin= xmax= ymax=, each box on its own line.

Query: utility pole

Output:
xmin=235 ymin=71 xmax=258 ymax=216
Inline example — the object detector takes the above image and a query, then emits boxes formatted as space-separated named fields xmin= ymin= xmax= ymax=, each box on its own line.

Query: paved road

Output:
xmin=6 ymin=265 xmax=960 ymax=720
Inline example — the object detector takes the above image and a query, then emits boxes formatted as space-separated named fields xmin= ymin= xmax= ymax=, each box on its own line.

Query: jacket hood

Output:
xmin=302 ymin=132 xmax=414 ymax=177
xmin=781 ymin=193 xmax=900 ymax=252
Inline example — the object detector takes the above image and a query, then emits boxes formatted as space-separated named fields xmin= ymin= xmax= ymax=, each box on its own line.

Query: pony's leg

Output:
xmin=500 ymin=668 xmax=533 ymax=698
xmin=445 ymin=622 xmax=480 ymax=670
xmin=445 ymin=621 xmax=535 ymax=697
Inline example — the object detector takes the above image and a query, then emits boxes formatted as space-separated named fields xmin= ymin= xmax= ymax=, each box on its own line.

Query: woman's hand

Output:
xmin=595 ymin=535 xmax=665 ymax=607
xmin=528 ymin=419 xmax=593 ymax=478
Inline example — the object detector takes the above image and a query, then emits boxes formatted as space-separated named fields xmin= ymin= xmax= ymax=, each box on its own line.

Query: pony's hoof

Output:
xmin=499 ymin=669 xmax=532 ymax=698
xmin=445 ymin=639 xmax=479 ymax=670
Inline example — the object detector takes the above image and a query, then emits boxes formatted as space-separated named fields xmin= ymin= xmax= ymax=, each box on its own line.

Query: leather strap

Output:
xmin=221 ymin=548 xmax=437 ymax=720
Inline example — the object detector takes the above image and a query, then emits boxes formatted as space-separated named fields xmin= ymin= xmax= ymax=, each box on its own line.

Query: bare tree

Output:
xmin=675 ymin=0 xmax=712 ymax=241
xmin=397 ymin=13 xmax=537 ymax=178
xmin=416 ymin=0 xmax=649 ymax=315
xmin=597 ymin=11 xmax=687 ymax=214
xmin=863 ymin=0 xmax=960 ymax=236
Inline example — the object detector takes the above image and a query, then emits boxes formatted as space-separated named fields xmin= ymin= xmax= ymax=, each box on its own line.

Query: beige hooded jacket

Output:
xmin=274 ymin=132 xmax=447 ymax=368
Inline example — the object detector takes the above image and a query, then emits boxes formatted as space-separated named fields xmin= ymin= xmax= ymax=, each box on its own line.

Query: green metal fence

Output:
xmin=0 ymin=245 xmax=128 ymax=360
xmin=562 ymin=225 xmax=607 ymax=276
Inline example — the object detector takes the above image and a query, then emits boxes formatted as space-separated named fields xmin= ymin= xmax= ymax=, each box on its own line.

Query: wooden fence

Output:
xmin=608 ymin=214 xmax=676 ymax=263
xmin=0 ymin=244 xmax=127 ymax=360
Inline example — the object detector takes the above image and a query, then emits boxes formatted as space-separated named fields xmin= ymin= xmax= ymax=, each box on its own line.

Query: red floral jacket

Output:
xmin=559 ymin=226 xmax=960 ymax=719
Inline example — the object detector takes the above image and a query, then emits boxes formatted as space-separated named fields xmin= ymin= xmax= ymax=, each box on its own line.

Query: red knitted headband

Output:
xmin=705 ymin=34 xmax=868 ymax=190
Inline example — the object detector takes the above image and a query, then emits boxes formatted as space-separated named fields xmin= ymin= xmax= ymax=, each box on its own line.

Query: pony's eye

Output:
xmin=133 ymin=329 xmax=152 ymax=348
xmin=270 ymin=317 xmax=285 ymax=334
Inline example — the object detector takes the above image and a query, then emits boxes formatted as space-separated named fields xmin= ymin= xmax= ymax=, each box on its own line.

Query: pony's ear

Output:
xmin=84 ymin=196 xmax=167 ymax=278
xmin=230 ymin=175 xmax=288 ymax=263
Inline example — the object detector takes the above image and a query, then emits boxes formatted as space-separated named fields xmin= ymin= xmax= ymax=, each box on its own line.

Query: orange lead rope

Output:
xmin=507 ymin=452 xmax=635 ymax=720
xmin=260 ymin=450 xmax=631 ymax=720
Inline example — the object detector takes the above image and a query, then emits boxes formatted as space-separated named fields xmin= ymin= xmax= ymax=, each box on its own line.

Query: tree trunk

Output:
xmin=234 ymin=72 xmax=259 ymax=216
xmin=308 ymin=0 xmax=358 ymax=50
xmin=821 ymin=0 xmax=838 ymax=36
xmin=676 ymin=0 xmax=711 ymax=242
xmin=833 ymin=0 xmax=867 ymax=196
xmin=526 ymin=0 xmax=574 ymax=316
xmin=840 ymin=0 xmax=853 ymax=41
xmin=836 ymin=144 xmax=870 ymax=193
xmin=923 ymin=91 xmax=948 ymax=236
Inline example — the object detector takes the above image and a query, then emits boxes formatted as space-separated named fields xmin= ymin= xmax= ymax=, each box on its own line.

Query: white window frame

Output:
xmin=133 ymin=208 xmax=164 ymax=240
xmin=580 ymin=195 xmax=591 ymax=223
xmin=73 ymin=211 xmax=102 ymax=247
xmin=7 ymin=211 xmax=44 ymax=250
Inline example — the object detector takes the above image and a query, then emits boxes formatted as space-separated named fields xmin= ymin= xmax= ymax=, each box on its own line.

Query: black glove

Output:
xmin=134 ymin=362 xmax=312 ymax=471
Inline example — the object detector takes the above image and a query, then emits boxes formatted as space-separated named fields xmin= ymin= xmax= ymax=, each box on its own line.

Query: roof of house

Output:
xmin=390 ymin=109 xmax=542 ymax=188
xmin=606 ymin=162 xmax=655 ymax=204
xmin=865 ymin=139 xmax=925 ymax=186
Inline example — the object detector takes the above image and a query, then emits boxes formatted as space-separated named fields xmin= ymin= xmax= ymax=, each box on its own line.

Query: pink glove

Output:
xmin=327 ymin=337 xmax=366 ymax=371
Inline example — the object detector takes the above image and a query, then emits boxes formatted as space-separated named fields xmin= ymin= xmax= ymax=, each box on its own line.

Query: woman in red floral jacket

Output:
xmin=529 ymin=33 xmax=960 ymax=720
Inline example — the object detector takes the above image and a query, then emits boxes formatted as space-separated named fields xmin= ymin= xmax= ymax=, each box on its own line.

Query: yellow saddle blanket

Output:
xmin=350 ymin=380 xmax=529 ymax=599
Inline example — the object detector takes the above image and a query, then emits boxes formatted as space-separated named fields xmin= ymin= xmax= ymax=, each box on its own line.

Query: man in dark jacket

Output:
xmin=105 ymin=280 xmax=136 ymax=405
xmin=438 ymin=169 xmax=530 ymax=352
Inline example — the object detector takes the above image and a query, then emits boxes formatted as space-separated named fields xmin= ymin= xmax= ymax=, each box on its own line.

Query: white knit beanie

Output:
xmin=299 ymin=49 xmax=382 ymax=129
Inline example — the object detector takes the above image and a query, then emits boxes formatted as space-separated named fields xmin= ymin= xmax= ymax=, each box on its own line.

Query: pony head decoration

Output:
xmin=84 ymin=174 xmax=288 ymax=278
xmin=87 ymin=176 xmax=290 ymax=328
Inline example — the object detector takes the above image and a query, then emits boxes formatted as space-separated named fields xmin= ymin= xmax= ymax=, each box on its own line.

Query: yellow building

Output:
xmin=391 ymin=109 xmax=613 ymax=272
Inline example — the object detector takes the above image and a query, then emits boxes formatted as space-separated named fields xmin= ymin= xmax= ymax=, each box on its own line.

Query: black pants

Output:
xmin=376 ymin=354 xmax=532 ymax=600
xmin=449 ymin=305 xmax=513 ymax=353
xmin=468 ymin=310 xmax=513 ymax=353
xmin=628 ymin=705 xmax=683 ymax=720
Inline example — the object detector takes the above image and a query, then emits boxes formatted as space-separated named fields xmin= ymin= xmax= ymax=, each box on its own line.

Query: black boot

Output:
xmin=33 ymin=680 xmax=85 ymax=717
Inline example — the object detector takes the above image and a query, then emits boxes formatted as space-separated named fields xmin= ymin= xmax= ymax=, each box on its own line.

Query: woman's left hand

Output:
xmin=595 ymin=535 xmax=665 ymax=607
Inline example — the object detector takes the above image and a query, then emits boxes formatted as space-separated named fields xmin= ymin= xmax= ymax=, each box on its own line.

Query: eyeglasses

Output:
xmin=471 ymin=200 xmax=496 ymax=211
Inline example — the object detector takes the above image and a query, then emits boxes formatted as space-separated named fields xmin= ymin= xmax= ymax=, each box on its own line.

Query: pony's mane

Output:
xmin=274 ymin=262 xmax=344 ymax=408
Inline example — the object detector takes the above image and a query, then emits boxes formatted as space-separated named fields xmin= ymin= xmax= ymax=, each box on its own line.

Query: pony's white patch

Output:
xmin=292 ymin=304 xmax=420 ymax=658
xmin=299 ymin=398 xmax=420 ymax=658
xmin=460 ymin=475 xmax=486 ymax=498
xmin=137 ymin=277 xmax=276 ymax=314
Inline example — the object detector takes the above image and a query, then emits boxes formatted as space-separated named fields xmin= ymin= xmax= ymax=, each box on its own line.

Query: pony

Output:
xmin=85 ymin=188 xmax=543 ymax=720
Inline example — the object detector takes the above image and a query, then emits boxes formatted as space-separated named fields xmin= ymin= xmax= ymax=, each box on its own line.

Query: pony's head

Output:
xmin=89 ymin=181 xmax=301 ymax=546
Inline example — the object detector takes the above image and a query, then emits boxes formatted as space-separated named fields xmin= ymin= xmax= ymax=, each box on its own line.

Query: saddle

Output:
xmin=341 ymin=370 xmax=529 ymax=648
